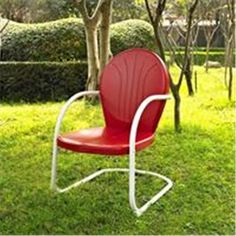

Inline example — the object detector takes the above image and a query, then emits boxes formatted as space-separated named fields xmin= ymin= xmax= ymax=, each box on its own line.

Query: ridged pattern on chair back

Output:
xmin=100 ymin=48 xmax=169 ymax=134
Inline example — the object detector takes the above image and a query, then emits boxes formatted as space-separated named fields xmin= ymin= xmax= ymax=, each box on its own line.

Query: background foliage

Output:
xmin=0 ymin=61 xmax=87 ymax=101
xmin=110 ymin=19 xmax=155 ymax=55
xmin=1 ymin=18 xmax=155 ymax=61
xmin=0 ymin=0 xmax=146 ymax=23
xmin=1 ymin=18 xmax=86 ymax=61
xmin=0 ymin=16 xmax=233 ymax=102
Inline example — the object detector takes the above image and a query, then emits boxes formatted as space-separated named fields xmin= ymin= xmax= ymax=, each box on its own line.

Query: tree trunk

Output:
xmin=99 ymin=0 xmax=112 ymax=74
xmin=228 ymin=64 xmax=233 ymax=100
xmin=154 ymin=24 xmax=182 ymax=131
xmin=145 ymin=0 xmax=184 ymax=132
xmin=184 ymin=56 xmax=194 ymax=96
xmin=181 ymin=0 xmax=198 ymax=96
xmin=224 ymin=66 xmax=228 ymax=88
xmin=85 ymin=27 xmax=100 ymax=91
xmin=169 ymin=79 xmax=181 ymax=132
xmin=76 ymin=0 xmax=107 ymax=92
xmin=172 ymin=86 xmax=181 ymax=132
xmin=154 ymin=27 xmax=166 ymax=62
xmin=194 ymin=70 xmax=198 ymax=93
xmin=227 ymin=0 xmax=235 ymax=100
xmin=185 ymin=72 xmax=194 ymax=96
xmin=224 ymin=41 xmax=229 ymax=88
xmin=228 ymin=28 xmax=234 ymax=101
xmin=205 ymin=41 xmax=210 ymax=73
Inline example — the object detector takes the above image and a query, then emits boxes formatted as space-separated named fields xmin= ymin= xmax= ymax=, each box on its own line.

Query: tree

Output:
xmin=166 ymin=0 xmax=189 ymax=17
xmin=0 ymin=0 xmax=79 ymax=23
xmin=202 ymin=21 xmax=219 ymax=73
xmin=0 ymin=17 xmax=9 ymax=33
xmin=33 ymin=0 xmax=80 ymax=23
xmin=112 ymin=0 xmax=146 ymax=22
xmin=225 ymin=0 xmax=235 ymax=100
xmin=220 ymin=3 xmax=230 ymax=87
xmin=0 ymin=0 xmax=30 ymax=22
xmin=145 ymin=0 xmax=199 ymax=131
xmin=0 ymin=0 xmax=147 ymax=24
xmin=162 ymin=2 xmax=200 ymax=96
xmin=75 ymin=0 xmax=112 ymax=91
xmin=197 ymin=0 xmax=222 ymax=73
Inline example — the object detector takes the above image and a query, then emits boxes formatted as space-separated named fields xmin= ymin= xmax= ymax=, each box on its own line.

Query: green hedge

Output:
xmin=174 ymin=47 xmax=226 ymax=52
xmin=166 ymin=51 xmax=235 ymax=66
xmin=1 ymin=18 xmax=86 ymax=61
xmin=110 ymin=19 xmax=155 ymax=55
xmin=192 ymin=52 xmax=234 ymax=66
xmin=0 ymin=61 xmax=87 ymax=102
xmin=1 ymin=18 xmax=155 ymax=61
xmin=1 ymin=18 xmax=230 ymax=63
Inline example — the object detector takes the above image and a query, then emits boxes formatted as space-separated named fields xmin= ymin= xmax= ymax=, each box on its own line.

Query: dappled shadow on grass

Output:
xmin=0 ymin=123 xmax=234 ymax=235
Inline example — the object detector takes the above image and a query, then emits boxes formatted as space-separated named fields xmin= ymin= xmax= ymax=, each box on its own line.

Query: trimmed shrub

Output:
xmin=166 ymin=51 xmax=235 ymax=66
xmin=175 ymin=47 xmax=226 ymax=52
xmin=110 ymin=19 xmax=155 ymax=55
xmin=192 ymin=51 xmax=235 ymax=66
xmin=192 ymin=52 xmax=224 ymax=66
xmin=0 ymin=61 xmax=87 ymax=102
xmin=2 ymin=18 xmax=155 ymax=61
xmin=1 ymin=18 xmax=86 ymax=61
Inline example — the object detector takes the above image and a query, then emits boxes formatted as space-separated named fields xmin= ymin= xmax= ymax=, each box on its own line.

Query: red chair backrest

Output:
xmin=100 ymin=48 xmax=169 ymax=134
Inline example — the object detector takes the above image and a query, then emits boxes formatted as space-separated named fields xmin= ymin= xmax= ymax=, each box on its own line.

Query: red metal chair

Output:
xmin=51 ymin=48 xmax=172 ymax=216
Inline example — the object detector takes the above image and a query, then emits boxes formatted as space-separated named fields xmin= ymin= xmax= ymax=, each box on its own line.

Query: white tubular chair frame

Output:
xmin=51 ymin=91 xmax=173 ymax=217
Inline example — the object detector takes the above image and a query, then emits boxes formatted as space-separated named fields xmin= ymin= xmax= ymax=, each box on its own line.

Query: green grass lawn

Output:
xmin=0 ymin=67 xmax=235 ymax=234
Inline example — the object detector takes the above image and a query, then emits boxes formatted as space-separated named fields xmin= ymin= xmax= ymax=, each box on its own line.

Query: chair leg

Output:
xmin=50 ymin=145 xmax=172 ymax=216
xmin=50 ymin=142 xmax=58 ymax=191
xmin=129 ymin=149 xmax=173 ymax=217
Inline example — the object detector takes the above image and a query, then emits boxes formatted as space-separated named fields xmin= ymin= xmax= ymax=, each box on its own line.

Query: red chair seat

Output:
xmin=57 ymin=127 xmax=154 ymax=155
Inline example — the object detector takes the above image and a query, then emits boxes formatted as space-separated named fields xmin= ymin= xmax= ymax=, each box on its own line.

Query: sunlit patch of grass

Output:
xmin=0 ymin=67 xmax=234 ymax=234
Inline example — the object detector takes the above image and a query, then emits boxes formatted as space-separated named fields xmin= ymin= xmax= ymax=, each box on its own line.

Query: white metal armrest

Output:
xmin=129 ymin=94 xmax=172 ymax=216
xmin=51 ymin=90 xmax=99 ymax=190
xmin=129 ymin=94 xmax=171 ymax=149
xmin=53 ymin=90 xmax=99 ymax=151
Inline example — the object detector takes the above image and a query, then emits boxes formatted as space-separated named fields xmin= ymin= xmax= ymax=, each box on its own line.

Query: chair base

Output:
xmin=51 ymin=90 xmax=173 ymax=217
xmin=51 ymin=168 xmax=173 ymax=216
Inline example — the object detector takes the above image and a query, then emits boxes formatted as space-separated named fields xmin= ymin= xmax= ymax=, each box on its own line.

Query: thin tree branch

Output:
xmin=175 ymin=22 xmax=187 ymax=41
xmin=0 ymin=19 xmax=10 ymax=33
xmin=160 ymin=26 xmax=184 ymax=70
xmin=209 ymin=24 xmax=219 ymax=42
xmin=76 ymin=0 xmax=89 ymax=23
xmin=177 ymin=0 xmax=199 ymax=89
xmin=75 ymin=0 xmax=105 ymax=25
xmin=90 ymin=0 xmax=105 ymax=24
xmin=154 ymin=0 xmax=166 ymax=26
xmin=190 ymin=0 xmax=199 ymax=13
xmin=192 ymin=21 xmax=200 ymax=45
xmin=144 ymin=0 xmax=154 ymax=25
